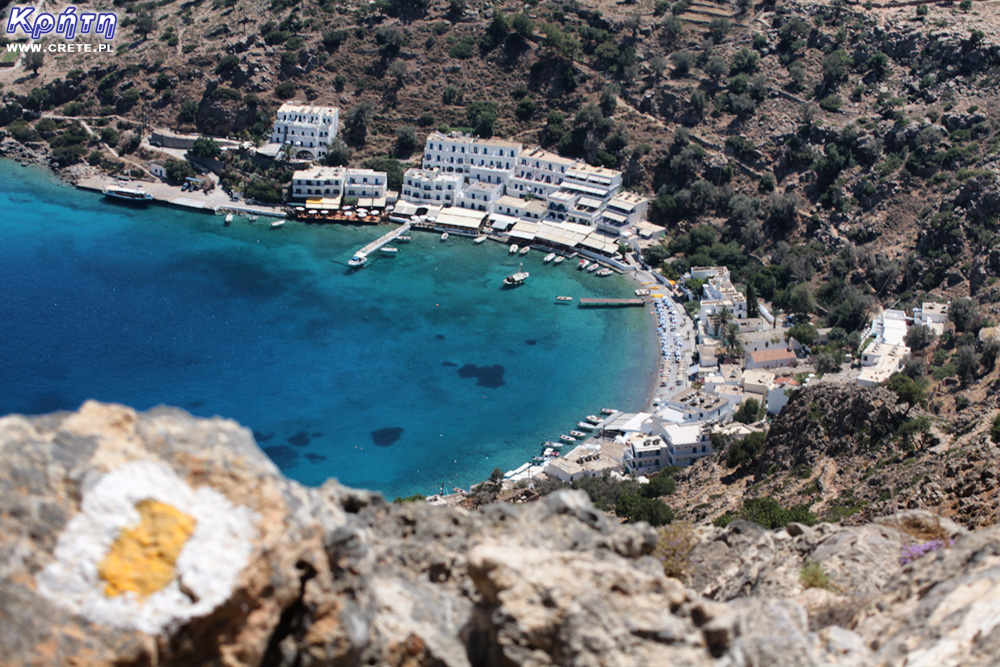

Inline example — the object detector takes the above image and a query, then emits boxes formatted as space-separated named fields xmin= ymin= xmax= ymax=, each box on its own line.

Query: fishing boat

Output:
xmin=347 ymin=253 xmax=367 ymax=268
xmin=586 ymin=415 xmax=601 ymax=423
xmin=569 ymin=430 xmax=587 ymax=438
xmin=554 ymin=255 xmax=565 ymax=264
xmin=559 ymin=434 xmax=576 ymax=443
xmin=555 ymin=295 xmax=573 ymax=302
xmin=577 ymin=260 xmax=590 ymax=271
xmin=502 ymin=262 xmax=529 ymax=288
xmin=398 ymin=235 xmax=412 ymax=242
xmin=440 ymin=232 xmax=449 ymax=241
xmin=635 ymin=288 xmax=651 ymax=296
xmin=473 ymin=235 xmax=487 ymax=244
xmin=543 ymin=440 xmax=564 ymax=448
xmin=102 ymin=183 xmax=154 ymax=204
xmin=509 ymin=244 xmax=519 ymax=255
xmin=587 ymin=263 xmax=600 ymax=273
xmin=543 ymin=252 xmax=556 ymax=263
xmin=596 ymin=268 xmax=613 ymax=277
xmin=519 ymin=246 xmax=530 ymax=255
xmin=224 ymin=212 xmax=234 ymax=226
xmin=381 ymin=246 xmax=399 ymax=254
xmin=600 ymin=407 xmax=615 ymax=415
xmin=576 ymin=422 xmax=595 ymax=430
xmin=270 ymin=219 xmax=285 ymax=229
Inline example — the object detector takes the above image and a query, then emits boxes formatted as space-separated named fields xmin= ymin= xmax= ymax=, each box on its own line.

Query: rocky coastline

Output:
xmin=2 ymin=401 xmax=998 ymax=666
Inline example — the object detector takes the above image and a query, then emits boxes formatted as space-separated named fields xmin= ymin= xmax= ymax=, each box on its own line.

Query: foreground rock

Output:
xmin=1 ymin=402 xmax=999 ymax=666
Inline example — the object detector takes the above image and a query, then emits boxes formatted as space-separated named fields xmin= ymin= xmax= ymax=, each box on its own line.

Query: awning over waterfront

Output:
xmin=434 ymin=206 xmax=486 ymax=230
xmin=305 ymin=197 xmax=341 ymax=209
xmin=509 ymin=221 xmax=540 ymax=241
xmin=488 ymin=213 xmax=520 ymax=231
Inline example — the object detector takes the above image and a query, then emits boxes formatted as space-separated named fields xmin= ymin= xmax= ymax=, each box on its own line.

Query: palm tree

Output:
xmin=722 ymin=322 xmax=743 ymax=360
xmin=715 ymin=305 xmax=732 ymax=337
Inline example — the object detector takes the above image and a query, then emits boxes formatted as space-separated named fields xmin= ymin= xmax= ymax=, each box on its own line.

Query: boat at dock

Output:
xmin=569 ymin=430 xmax=586 ymax=438
xmin=587 ymin=263 xmax=600 ymax=273
xmin=440 ymin=232 xmax=449 ymax=241
xmin=509 ymin=244 xmax=519 ymax=255
xmin=577 ymin=260 xmax=589 ymax=271
xmin=224 ymin=213 xmax=234 ymax=226
xmin=269 ymin=220 xmax=285 ymax=229
xmin=347 ymin=253 xmax=367 ymax=268
xmin=502 ymin=262 xmax=529 ymax=288
xmin=635 ymin=288 xmax=651 ymax=296
xmin=473 ymin=235 xmax=487 ymax=244
xmin=559 ymin=434 xmax=576 ymax=443
xmin=576 ymin=422 xmax=595 ymax=430
xmin=542 ymin=440 xmax=564 ymax=448
xmin=519 ymin=246 xmax=530 ymax=255
xmin=554 ymin=255 xmax=565 ymax=264
xmin=556 ymin=295 xmax=573 ymax=302
xmin=543 ymin=252 xmax=556 ymax=263
xmin=102 ymin=183 xmax=153 ymax=204
xmin=600 ymin=407 xmax=615 ymax=415
xmin=586 ymin=415 xmax=601 ymax=423
xmin=380 ymin=246 xmax=398 ymax=254
xmin=398 ymin=235 xmax=412 ymax=242
xmin=596 ymin=268 xmax=612 ymax=277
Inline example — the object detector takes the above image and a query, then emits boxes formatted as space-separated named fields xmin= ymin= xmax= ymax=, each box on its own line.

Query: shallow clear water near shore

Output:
xmin=0 ymin=162 xmax=655 ymax=498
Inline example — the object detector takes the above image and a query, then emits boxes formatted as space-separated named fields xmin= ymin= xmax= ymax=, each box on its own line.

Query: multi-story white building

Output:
xmin=661 ymin=389 xmax=732 ymax=423
xmin=490 ymin=195 xmax=547 ymax=221
xmin=269 ymin=103 xmax=339 ymax=161
xmin=509 ymin=148 xmax=578 ymax=198
xmin=421 ymin=131 xmax=473 ymax=173
xmin=622 ymin=433 xmax=670 ymax=476
xmin=467 ymin=138 xmax=522 ymax=187
xmin=291 ymin=166 xmax=387 ymax=200
xmin=456 ymin=180 xmax=503 ymax=212
xmin=558 ymin=163 xmax=622 ymax=203
xmin=599 ymin=191 xmax=649 ymax=235
xmin=400 ymin=168 xmax=464 ymax=206
xmin=661 ymin=422 xmax=713 ymax=467
xmin=858 ymin=341 xmax=909 ymax=387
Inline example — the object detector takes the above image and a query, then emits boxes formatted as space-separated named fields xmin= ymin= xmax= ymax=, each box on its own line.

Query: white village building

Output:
xmin=269 ymin=103 xmax=339 ymax=161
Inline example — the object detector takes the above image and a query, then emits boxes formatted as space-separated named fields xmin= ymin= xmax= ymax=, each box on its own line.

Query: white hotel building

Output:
xmin=401 ymin=168 xmax=464 ymax=206
xmin=269 ymin=103 xmax=339 ymax=161
xmin=509 ymin=147 xmax=578 ymax=199
xmin=291 ymin=166 xmax=387 ymax=200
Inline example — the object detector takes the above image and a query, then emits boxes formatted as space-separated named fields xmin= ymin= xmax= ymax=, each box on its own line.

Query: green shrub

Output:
xmin=713 ymin=497 xmax=817 ymax=529
xmin=654 ymin=522 xmax=697 ymax=579
xmin=800 ymin=560 xmax=832 ymax=589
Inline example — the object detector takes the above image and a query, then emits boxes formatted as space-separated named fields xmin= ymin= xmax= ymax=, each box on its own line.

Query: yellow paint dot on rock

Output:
xmin=98 ymin=499 xmax=197 ymax=599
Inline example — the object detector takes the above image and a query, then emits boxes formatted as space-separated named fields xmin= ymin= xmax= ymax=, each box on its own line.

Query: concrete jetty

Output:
xmin=349 ymin=221 xmax=414 ymax=266
xmin=75 ymin=175 xmax=286 ymax=218
xmin=578 ymin=298 xmax=645 ymax=307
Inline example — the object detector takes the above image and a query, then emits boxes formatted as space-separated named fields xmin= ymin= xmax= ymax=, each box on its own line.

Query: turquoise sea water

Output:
xmin=0 ymin=161 xmax=656 ymax=498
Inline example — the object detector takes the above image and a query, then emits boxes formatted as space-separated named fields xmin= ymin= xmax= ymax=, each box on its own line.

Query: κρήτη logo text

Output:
xmin=5 ymin=6 xmax=118 ymax=40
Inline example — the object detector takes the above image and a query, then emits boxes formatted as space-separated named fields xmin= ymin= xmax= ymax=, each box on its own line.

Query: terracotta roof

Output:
xmin=747 ymin=348 xmax=796 ymax=363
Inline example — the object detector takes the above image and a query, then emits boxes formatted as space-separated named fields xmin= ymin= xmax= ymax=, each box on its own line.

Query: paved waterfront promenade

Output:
xmin=75 ymin=175 xmax=287 ymax=218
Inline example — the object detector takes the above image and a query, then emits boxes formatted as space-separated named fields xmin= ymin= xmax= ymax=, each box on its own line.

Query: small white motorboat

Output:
xmin=586 ymin=415 xmax=601 ymax=423
xmin=224 ymin=213 xmax=233 ymax=225
xmin=381 ymin=246 xmax=399 ymax=254
xmin=556 ymin=295 xmax=573 ymax=302
xmin=441 ymin=232 xmax=449 ymax=241
xmin=519 ymin=246 xmax=530 ymax=255
xmin=509 ymin=244 xmax=519 ymax=255
xmin=569 ymin=430 xmax=586 ymax=438
xmin=596 ymin=268 xmax=613 ymax=277
xmin=347 ymin=253 xmax=367 ymax=267
xmin=473 ymin=235 xmax=487 ymax=244
xmin=554 ymin=256 xmax=565 ymax=264
xmin=398 ymin=235 xmax=412 ymax=242
xmin=577 ymin=260 xmax=589 ymax=271
xmin=543 ymin=252 xmax=556 ymax=263
xmin=576 ymin=422 xmax=595 ymax=430
xmin=587 ymin=263 xmax=599 ymax=273
xmin=600 ymin=407 xmax=615 ymax=415
xmin=269 ymin=219 xmax=285 ymax=229
xmin=559 ymin=434 xmax=576 ymax=443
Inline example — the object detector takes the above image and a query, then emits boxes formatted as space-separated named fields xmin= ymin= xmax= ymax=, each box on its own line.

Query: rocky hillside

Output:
xmin=2 ymin=401 xmax=1000 ymax=666
xmin=670 ymin=382 xmax=1000 ymax=529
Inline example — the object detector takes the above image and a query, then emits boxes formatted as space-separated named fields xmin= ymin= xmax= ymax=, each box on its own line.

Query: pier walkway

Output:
xmin=578 ymin=298 xmax=645 ymax=307
xmin=352 ymin=221 xmax=413 ymax=261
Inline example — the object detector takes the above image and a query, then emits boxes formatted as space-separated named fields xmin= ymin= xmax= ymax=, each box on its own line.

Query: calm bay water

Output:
xmin=0 ymin=162 xmax=655 ymax=498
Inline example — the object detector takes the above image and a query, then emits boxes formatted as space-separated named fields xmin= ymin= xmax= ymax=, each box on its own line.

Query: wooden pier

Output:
xmin=578 ymin=298 xmax=645 ymax=307
xmin=350 ymin=221 xmax=414 ymax=265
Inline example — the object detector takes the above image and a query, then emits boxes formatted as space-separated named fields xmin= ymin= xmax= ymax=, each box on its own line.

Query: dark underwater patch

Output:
xmin=287 ymin=431 xmax=311 ymax=447
xmin=435 ymin=334 xmax=446 ymax=340
xmin=371 ymin=427 xmax=403 ymax=447
xmin=525 ymin=339 xmax=537 ymax=346
xmin=186 ymin=400 xmax=206 ymax=409
xmin=457 ymin=363 xmax=506 ymax=388
xmin=304 ymin=453 xmax=327 ymax=463
xmin=263 ymin=445 xmax=298 ymax=467
xmin=252 ymin=430 xmax=275 ymax=443
xmin=441 ymin=361 xmax=458 ymax=367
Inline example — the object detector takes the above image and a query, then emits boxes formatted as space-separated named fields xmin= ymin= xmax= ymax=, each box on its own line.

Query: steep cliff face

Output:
xmin=1 ymin=402 xmax=999 ymax=666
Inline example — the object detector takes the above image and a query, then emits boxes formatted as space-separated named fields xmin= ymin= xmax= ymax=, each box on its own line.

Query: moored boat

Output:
xmin=586 ymin=414 xmax=601 ymax=423
xmin=519 ymin=246 xmax=530 ymax=255
xmin=440 ymin=232 xmax=449 ymax=241
xmin=398 ymin=235 xmax=412 ymax=242
xmin=569 ymin=430 xmax=586 ymax=438
xmin=270 ymin=219 xmax=285 ymax=229
xmin=473 ymin=235 xmax=487 ymax=244
xmin=102 ymin=183 xmax=154 ymax=204
xmin=600 ymin=407 xmax=615 ymax=414
xmin=347 ymin=253 xmax=367 ymax=267
xmin=576 ymin=421 xmax=594 ymax=430
xmin=502 ymin=262 xmax=529 ymax=288
xmin=543 ymin=252 xmax=556 ymax=263
xmin=559 ymin=434 xmax=576 ymax=443
xmin=509 ymin=244 xmax=519 ymax=255
xmin=587 ymin=263 xmax=600 ymax=273
xmin=596 ymin=268 xmax=613 ymax=277
xmin=577 ymin=259 xmax=589 ymax=270
xmin=554 ymin=255 xmax=565 ymax=264
xmin=224 ymin=213 xmax=233 ymax=225
xmin=635 ymin=288 xmax=651 ymax=296
xmin=381 ymin=246 xmax=399 ymax=254
xmin=555 ymin=295 xmax=573 ymax=302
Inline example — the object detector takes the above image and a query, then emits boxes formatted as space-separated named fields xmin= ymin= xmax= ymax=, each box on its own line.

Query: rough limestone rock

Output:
xmin=1 ymin=402 xmax=1000 ymax=666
